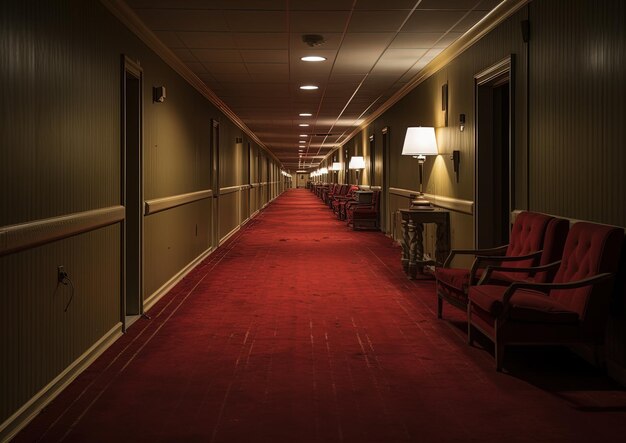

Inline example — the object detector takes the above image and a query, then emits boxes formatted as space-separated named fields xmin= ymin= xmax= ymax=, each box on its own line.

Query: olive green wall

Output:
xmin=0 ymin=0 xmax=282 ymax=434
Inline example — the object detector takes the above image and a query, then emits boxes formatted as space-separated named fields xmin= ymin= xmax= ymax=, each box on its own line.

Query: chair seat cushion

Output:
xmin=469 ymin=285 xmax=580 ymax=323
xmin=435 ymin=267 xmax=469 ymax=292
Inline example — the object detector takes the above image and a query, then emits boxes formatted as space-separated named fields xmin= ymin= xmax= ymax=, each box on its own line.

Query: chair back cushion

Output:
xmin=533 ymin=217 xmax=570 ymax=283
xmin=551 ymin=222 xmax=623 ymax=324
xmin=497 ymin=212 xmax=553 ymax=280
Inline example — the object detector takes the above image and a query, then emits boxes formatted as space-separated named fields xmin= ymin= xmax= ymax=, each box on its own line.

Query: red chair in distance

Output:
xmin=435 ymin=211 xmax=569 ymax=320
xmin=346 ymin=190 xmax=380 ymax=230
xmin=468 ymin=221 xmax=624 ymax=371
xmin=332 ymin=185 xmax=359 ymax=219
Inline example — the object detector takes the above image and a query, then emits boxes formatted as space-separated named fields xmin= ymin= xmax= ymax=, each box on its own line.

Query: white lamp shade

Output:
xmin=348 ymin=156 xmax=366 ymax=169
xmin=332 ymin=162 xmax=342 ymax=171
xmin=320 ymin=167 xmax=328 ymax=174
xmin=402 ymin=127 xmax=438 ymax=156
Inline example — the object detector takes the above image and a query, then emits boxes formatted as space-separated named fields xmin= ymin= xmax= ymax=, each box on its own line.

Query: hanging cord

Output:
xmin=58 ymin=271 xmax=75 ymax=312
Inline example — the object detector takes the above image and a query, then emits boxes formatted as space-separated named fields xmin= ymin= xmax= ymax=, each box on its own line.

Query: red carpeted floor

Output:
xmin=16 ymin=189 xmax=626 ymax=442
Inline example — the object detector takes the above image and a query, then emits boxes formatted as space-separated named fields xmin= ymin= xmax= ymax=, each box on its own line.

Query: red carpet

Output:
xmin=16 ymin=189 xmax=626 ymax=442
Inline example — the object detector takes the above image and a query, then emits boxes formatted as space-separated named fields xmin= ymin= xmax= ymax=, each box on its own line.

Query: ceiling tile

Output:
xmin=177 ymin=32 xmax=236 ymax=49
xmin=186 ymin=62 xmax=207 ymax=74
xmin=203 ymin=62 xmax=248 ymax=74
xmin=233 ymin=33 xmax=288 ymax=49
xmin=133 ymin=9 xmax=228 ymax=31
xmin=250 ymin=72 xmax=290 ymax=82
xmin=332 ymin=33 xmax=395 ymax=74
xmin=154 ymin=31 xmax=185 ymax=48
xmin=390 ymin=32 xmax=446 ymax=48
xmin=240 ymin=50 xmax=288 ymax=63
xmin=402 ymin=10 xmax=466 ymax=32
xmin=192 ymin=49 xmax=243 ymax=63
xmin=354 ymin=0 xmax=417 ymax=9
xmin=347 ymin=10 xmax=412 ymax=32
xmin=290 ymin=33 xmax=344 ymax=50
xmin=223 ymin=11 xmax=287 ymax=32
xmin=246 ymin=63 xmax=289 ymax=74
xmin=433 ymin=32 xmax=464 ymax=48
xmin=171 ymin=48 xmax=196 ymax=62
xmin=370 ymin=48 xmax=428 ymax=74
xmin=290 ymin=0 xmax=355 ymax=11
xmin=417 ymin=0 xmax=482 ymax=9
xmin=290 ymin=11 xmax=351 ymax=33
xmin=452 ymin=10 xmax=489 ymax=33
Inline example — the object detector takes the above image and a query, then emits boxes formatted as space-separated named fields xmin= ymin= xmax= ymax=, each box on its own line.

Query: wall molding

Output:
xmin=98 ymin=0 xmax=281 ymax=166
xmin=388 ymin=187 xmax=474 ymax=215
xmin=511 ymin=209 xmax=626 ymax=231
xmin=0 ymin=206 xmax=125 ymax=257
xmin=143 ymin=246 xmax=214 ymax=313
xmin=144 ymin=189 xmax=213 ymax=215
xmin=0 ymin=323 xmax=122 ymax=442
xmin=219 ymin=226 xmax=240 ymax=246
xmin=219 ymin=185 xmax=241 ymax=195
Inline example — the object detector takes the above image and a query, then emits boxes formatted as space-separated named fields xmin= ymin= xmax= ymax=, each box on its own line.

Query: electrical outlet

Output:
xmin=57 ymin=266 xmax=68 ymax=283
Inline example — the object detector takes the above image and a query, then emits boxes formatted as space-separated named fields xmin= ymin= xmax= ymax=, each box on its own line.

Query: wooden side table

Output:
xmin=399 ymin=208 xmax=451 ymax=279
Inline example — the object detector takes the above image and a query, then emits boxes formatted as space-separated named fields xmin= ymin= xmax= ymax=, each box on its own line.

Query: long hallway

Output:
xmin=17 ymin=190 xmax=626 ymax=442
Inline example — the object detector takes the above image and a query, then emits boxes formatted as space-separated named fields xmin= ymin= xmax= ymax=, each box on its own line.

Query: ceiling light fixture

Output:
xmin=299 ymin=113 xmax=312 ymax=117
xmin=299 ymin=85 xmax=318 ymax=90
xmin=299 ymin=123 xmax=309 ymax=127
xmin=300 ymin=56 xmax=327 ymax=62
xmin=299 ymin=141 xmax=306 ymax=144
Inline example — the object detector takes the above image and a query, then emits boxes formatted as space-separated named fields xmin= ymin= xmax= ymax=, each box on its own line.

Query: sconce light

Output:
xmin=348 ymin=156 xmax=365 ymax=186
xmin=402 ymin=127 xmax=438 ymax=207
xmin=153 ymin=86 xmax=166 ymax=103
xmin=451 ymin=150 xmax=460 ymax=183
xmin=459 ymin=113 xmax=465 ymax=132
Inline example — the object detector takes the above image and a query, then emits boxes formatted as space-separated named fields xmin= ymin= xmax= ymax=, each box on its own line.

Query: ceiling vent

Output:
xmin=302 ymin=34 xmax=325 ymax=47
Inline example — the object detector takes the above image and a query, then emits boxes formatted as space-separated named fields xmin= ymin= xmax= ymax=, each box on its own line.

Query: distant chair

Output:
xmin=468 ymin=221 xmax=624 ymax=371
xmin=435 ymin=211 xmax=569 ymax=319
xmin=332 ymin=185 xmax=359 ymax=219
xmin=346 ymin=190 xmax=380 ymax=230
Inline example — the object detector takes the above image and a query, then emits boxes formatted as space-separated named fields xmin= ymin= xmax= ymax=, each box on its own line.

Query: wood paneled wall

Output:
xmin=0 ymin=0 xmax=283 ymax=433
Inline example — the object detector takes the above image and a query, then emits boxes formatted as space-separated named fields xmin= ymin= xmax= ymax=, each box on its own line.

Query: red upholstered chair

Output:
xmin=327 ymin=184 xmax=348 ymax=208
xmin=322 ymin=184 xmax=337 ymax=204
xmin=468 ymin=221 xmax=624 ymax=371
xmin=435 ymin=212 xmax=569 ymax=319
xmin=346 ymin=190 xmax=380 ymax=230
xmin=332 ymin=186 xmax=359 ymax=219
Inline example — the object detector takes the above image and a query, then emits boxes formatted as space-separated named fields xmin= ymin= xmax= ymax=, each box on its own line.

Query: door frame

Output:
xmin=474 ymin=55 xmax=515 ymax=248
xmin=120 ymin=55 xmax=144 ymax=331
xmin=211 ymin=119 xmax=220 ymax=248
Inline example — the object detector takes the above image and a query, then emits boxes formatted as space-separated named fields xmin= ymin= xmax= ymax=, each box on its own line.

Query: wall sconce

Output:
xmin=402 ymin=127 xmax=438 ymax=207
xmin=153 ymin=86 xmax=166 ymax=103
xmin=459 ymin=113 xmax=465 ymax=132
xmin=348 ymin=156 xmax=365 ymax=186
xmin=451 ymin=150 xmax=460 ymax=183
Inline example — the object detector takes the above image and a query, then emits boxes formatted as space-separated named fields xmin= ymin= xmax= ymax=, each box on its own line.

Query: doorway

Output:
xmin=211 ymin=119 xmax=220 ymax=247
xmin=121 ymin=56 xmax=143 ymax=330
xmin=475 ymin=56 xmax=514 ymax=249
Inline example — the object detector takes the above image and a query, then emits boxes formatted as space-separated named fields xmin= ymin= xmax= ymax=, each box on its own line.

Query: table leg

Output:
xmin=401 ymin=216 xmax=409 ymax=274
xmin=434 ymin=221 xmax=450 ymax=266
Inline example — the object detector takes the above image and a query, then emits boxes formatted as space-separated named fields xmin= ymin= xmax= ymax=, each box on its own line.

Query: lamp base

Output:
xmin=410 ymin=193 xmax=433 ymax=210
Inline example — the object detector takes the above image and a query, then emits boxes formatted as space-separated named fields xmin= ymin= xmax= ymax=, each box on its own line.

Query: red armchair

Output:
xmin=346 ymin=190 xmax=380 ymax=230
xmin=468 ymin=221 xmax=624 ymax=371
xmin=332 ymin=185 xmax=359 ymax=219
xmin=435 ymin=212 xmax=569 ymax=319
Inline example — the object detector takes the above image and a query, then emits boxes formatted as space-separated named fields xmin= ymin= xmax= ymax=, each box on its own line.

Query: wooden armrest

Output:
xmin=442 ymin=244 xmax=509 ymax=267
xmin=470 ymin=250 xmax=543 ymax=284
xmin=498 ymin=273 xmax=615 ymax=319
xmin=477 ymin=260 xmax=561 ymax=285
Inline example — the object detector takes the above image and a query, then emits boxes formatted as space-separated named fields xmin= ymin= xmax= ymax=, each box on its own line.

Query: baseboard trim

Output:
xmin=250 ymin=210 xmax=260 ymax=218
xmin=0 ymin=323 xmax=122 ymax=443
xmin=219 ymin=226 xmax=240 ymax=246
xmin=143 ymin=247 xmax=214 ymax=313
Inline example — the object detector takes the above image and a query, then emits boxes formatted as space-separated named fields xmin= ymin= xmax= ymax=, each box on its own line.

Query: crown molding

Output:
xmin=336 ymin=0 xmax=530 ymax=151
xmin=100 ymin=0 xmax=281 ymax=166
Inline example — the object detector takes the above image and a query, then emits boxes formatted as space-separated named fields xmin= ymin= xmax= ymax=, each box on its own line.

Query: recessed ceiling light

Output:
xmin=299 ymin=85 xmax=318 ymax=90
xmin=299 ymin=134 xmax=307 ymax=137
xmin=299 ymin=113 xmax=312 ymax=117
xmin=299 ymin=141 xmax=306 ymax=144
xmin=299 ymin=123 xmax=309 ymax=127
xmin=301 ymin=56 xmax=327 ymax=62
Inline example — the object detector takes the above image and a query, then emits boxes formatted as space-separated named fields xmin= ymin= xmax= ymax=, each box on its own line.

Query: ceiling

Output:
xmin=125 ymin=0 xmax=503 ymax=171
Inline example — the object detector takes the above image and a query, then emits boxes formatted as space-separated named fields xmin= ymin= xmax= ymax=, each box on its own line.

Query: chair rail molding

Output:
xmin=389 ymin=187 xmax=474 ymax=215
xmin=0 ymin=206 xmax=125 ymax=256
xmin=144 ymin=189 xmax=213 ymax=215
